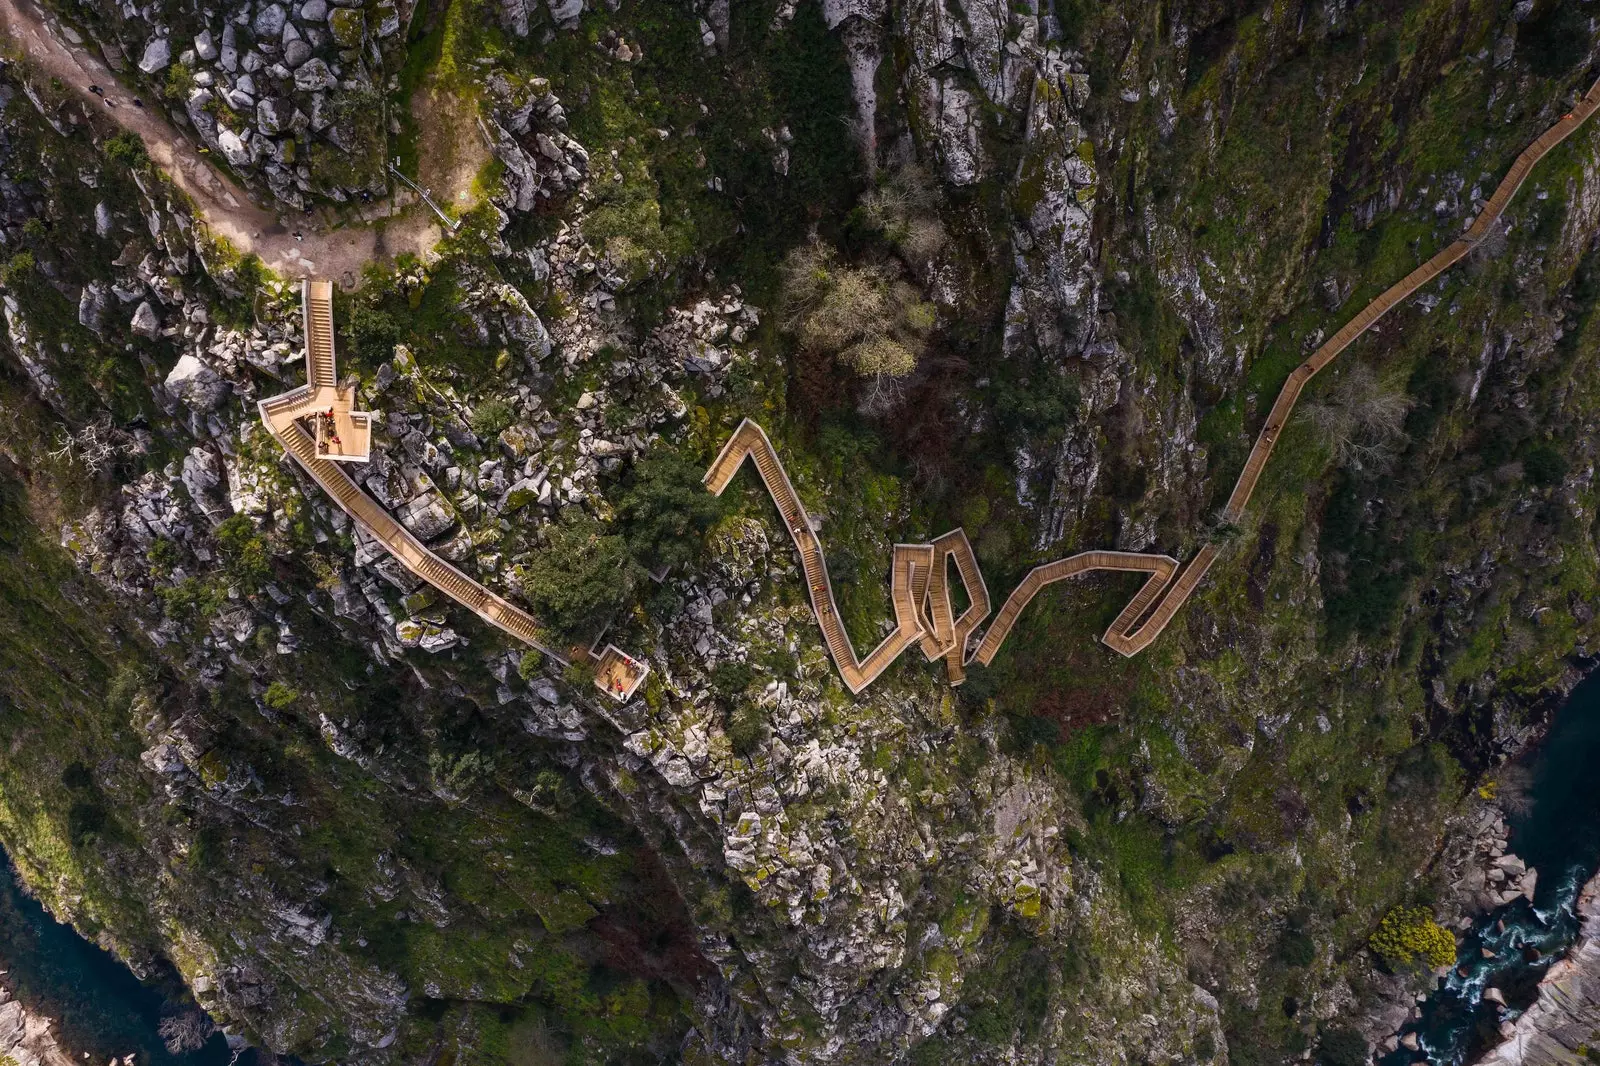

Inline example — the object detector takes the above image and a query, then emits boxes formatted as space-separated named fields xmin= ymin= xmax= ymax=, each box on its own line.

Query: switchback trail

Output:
xmin=0 ymin=0 xmax=443 ymax=284
xmin=707 ymin=73 xmax=1600 ymax=694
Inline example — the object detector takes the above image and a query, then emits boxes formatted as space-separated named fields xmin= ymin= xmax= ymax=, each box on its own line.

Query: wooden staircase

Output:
xmin=702 ymin=72 xmax=1600 ymax=693
xmin=303 ymin=279 xmax=338 ymax=390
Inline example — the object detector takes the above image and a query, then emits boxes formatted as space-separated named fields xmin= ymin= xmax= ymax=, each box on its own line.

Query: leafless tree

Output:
xmin=159 ymin=1009 xmax=216 ymax=1054
xmin=1299 ymin=363 xmax=1413 ymax=473
xmin=48 ymin=418 xmax=138 ymax=475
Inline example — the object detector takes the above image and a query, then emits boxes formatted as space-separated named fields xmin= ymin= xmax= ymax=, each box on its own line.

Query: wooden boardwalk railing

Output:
xmin=708 ymin=74 xmax=1600 ymax=693
xmin=259 ymin=282 xmax=598 ymax=671
xmin=261 ymin=391 xmax=567 ymax=661
xmin=303 ymin=280 xmax=338 ymax=390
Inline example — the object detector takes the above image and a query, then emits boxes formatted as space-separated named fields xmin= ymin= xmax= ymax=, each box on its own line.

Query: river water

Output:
xmin=0 ymin=848 xmax=238 ymax=1066
xmin=1385 ymin=670 xmax=1600 ymax=1065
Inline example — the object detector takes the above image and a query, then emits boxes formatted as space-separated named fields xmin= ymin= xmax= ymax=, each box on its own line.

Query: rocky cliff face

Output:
xmin=3 ymin=0 xmax=1600 ymax=1063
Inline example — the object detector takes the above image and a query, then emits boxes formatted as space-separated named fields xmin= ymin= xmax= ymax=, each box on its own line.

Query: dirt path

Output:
xmin=0 ymin=0 xmax=444 ymax=285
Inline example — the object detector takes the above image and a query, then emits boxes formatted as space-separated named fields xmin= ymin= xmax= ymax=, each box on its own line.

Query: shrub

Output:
xmin=214 ymin=513 xmax=271 ymax=589
xmin=1523 ymin=443 xmax=1567 ymax=487
xmin=726 ymin=702 xmax=766 ymax=755
xmin=103 ymin=131 xmax=146 ymax=165
xmin=562 ymin=659 xmax=596 ymax=688
xmin=778 ymin=239 xmax=935 ymax=381
xmin=1315 ymin=1026 xmax=1369 ymax=1066
xmin=1300 ymin=363 xmax=1412 ymax=474
xmin=1278 ymin=930 xmax=1317 ymax=968
xmin=860 ymin=163 xmax=948 ymax=264
xmin=1519 ymin=0 xmax=1589 ymax=78
xmin=346 ymin=303 xmax=406 ymax=364
xmin=0 ymin=251 xmax=35 ymax=286
xmin=517 ymin=649 xmax=544 ymax=681
xmin=263 ymin=681 xmax=299 ymax=710
xmin=1369 ymin=905 xmax=1455 ymax=969
xmin=614 ymin=453 xmax=726 ymax=572
xmin=710 ymin=661 xmax=757 ymax=697
xmin=469 ymin=398 xmax=515 ymax=438
xmin=518 ymin=516 xmax=640 ymax=637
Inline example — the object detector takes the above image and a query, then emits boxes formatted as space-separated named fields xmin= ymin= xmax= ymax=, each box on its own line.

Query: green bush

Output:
xmin=346 ymin=303 xmax=406 ymax=364
xmin=517 ymin=649 xmax=544 ymax=681
xmin=1369 ymin=905 xmax=1455 ymax=969
xmin=1315 ymin=1026 xmax=1369 ymax=1066
xmin=518 ymin=516 xmax=640 ymax=637
xmin=263 ymin=681 xmax=299 ymax=710
xmin=469 ymin=398 xmax=515 ymax=439
xmin=1519 ymin=0 xmax=1590 ymax=77
xmin=615 ymin=453 xmax=726 ymax=573
xmin=726 ymin=702 xmax=766 ymax=755
xmin=1278 ymin=930 xmax=1317 ymax=968
xmin=214 ymin=513 xmax=271 ymax=590
xmin=0 ymin=251 xmax=35 ymax=287
xmin=103 ymin=131 xmax=147 ymax=165
xmin=1523 ymin=443 xmax=1568 ymax=487
xmin=710 ymin=661 xmax=757 ymax=697
xmin=562 ymin=659 xmax=596 ymax=688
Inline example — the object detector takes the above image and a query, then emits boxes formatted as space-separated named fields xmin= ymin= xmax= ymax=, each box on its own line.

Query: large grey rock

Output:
xmin=253 ymin=3 xmax=288 ymax=37
xmin=300 ymin=0 xmax=328 ymax=19
xmin=181 ymin=447 xmax=227 ymax=517
xmin=164 ymin=354 xmax=229 ymax=410
xmin=499 ymin=0 xmax=530 ymax=36
xmin=256 ymin=98 xmax=288 ymax=135
xmin=93 ymin=201 xmax=113 ymax=238
xmin=294 ymin=58 xmax=336 ymax=91
xmin=283 ymin=38 xmax=312 ymax=67
xmin=547 ymin=0 xmax=582 ymax=26
xmin=78 ymin=281 xmax=113 ymax=335
xmin=137 ymin=35 xmax=172 ymax=74
xmin=217 ymin=128 xmax=251 ymax=165
xmin=193 ymin=30 xmax=218 ymax=61
xmin=130 ymin=300 xmax=160 ymax=338
xmin=396 ymin=492 xmax=456 ymax=541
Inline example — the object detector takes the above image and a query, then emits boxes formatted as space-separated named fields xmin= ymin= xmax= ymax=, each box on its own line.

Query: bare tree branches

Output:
xmin=48 ymin=418 xmax=139 ymax=475
xmin=1299 ymin=363 xmax=1413 ymax=474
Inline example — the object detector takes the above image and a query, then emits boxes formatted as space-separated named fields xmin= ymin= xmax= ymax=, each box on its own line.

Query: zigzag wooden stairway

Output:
xmin=260 ymin=281 xmax=650 ymax=702
xmin=706 ymin=73 xmax=1600 ymax=695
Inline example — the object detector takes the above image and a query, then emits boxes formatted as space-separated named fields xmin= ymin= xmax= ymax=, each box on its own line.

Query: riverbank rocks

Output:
xmin=1477 ymin=871 xmax=1600 ymax=1065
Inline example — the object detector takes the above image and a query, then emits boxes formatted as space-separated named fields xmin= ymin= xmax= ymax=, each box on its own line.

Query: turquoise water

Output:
xmin=0 ymin=850 xmax=237 ymax=1065
xmin=1384 ymin=670 xmax=1600 ymax=1064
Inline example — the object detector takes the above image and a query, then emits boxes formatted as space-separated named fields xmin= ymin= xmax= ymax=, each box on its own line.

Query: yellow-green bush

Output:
xmin=1369 ymin=906 xmax=1455 ymax=969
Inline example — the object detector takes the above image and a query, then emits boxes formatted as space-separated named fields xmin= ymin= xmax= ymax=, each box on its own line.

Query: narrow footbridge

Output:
xmin=260 ymin=281 xmax=649 ymax=702
xmin=706 ymin=75 xmax=1600 ymax=694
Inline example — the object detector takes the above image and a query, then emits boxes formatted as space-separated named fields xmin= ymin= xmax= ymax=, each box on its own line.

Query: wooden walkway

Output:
xmin=705 ymin=421 xmax=992 ymax=692
xmin=707 ymin=75 xmax=1600 ymax=692
xmin=260 ymin=284 xmax=651 ymax=700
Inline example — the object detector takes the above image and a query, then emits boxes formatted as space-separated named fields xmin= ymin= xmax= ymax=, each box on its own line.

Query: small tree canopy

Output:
xmin=778 ymin=238 xmax=935 ymax=382
xmin=614 ymin=453 xmax=725 ymax=573
xmin=518 ymin=515 xmax=640 ymax=637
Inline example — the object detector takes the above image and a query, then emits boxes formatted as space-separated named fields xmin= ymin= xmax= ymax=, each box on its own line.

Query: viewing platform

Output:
xmin=260 ymin=280 xmax=648 ymax=704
